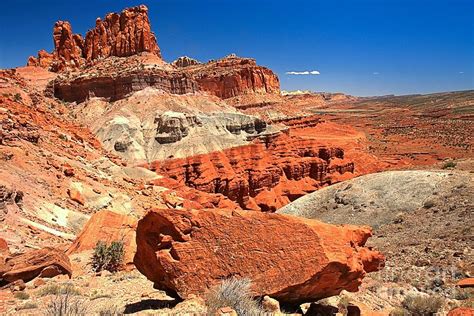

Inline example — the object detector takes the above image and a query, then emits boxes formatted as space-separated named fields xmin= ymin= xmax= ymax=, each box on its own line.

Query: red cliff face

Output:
xmin=27 ymin=5 xmax=161 ymax=71
xmin=51 ymin=55 xmax=280 ymax=103
xmin=191 ymin=55 xmax=280 ymax=99
xmin=148 ymin=131 xmax=354 ymax=212
xmin=83 ymin=5 xmax=161 ymax=60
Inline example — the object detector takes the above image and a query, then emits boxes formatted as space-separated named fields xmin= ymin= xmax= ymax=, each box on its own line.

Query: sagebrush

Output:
xmin=205 ymin=277 xmax=262 ymax=316
xmin=92 ymin=240 xmax=125 ymax=272
xmin=402 ymin=294 xmax=444 ymax=316
xmin=45 ymin=290 xmax=89 ymax=316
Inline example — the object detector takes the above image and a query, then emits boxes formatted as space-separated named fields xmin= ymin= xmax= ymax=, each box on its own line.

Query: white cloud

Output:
xmin=459 ymin=71 xmax=465 ymax=74
xmin=286 ymin=70 xmax=320 ymax=75
xmin=373 ymin=72 xmax=380 ymax=75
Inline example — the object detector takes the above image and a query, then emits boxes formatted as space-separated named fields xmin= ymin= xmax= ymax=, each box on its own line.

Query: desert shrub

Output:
xmin=389 ymin=307 xmax=409 ymax=316
xmin=205 ymin=277 xmax=262 ymax=316
xmin=14 ymin=291 xmax=30 ymax=300
xmin=98 ymin=303 xmax=124 ymax=316
xmin=38 ymin=283 xmax=81 ymax=297
xmin=13 ymin=93 xmax=22 ymax=102
xmin=453 ymin=288 xmax=473 ymax=300
xmin=442 ymin=161 xmax=457 ymax=169
xmin=92 ymin=240 xmax=124 ymax=273
xmin=402 ymin=294 xmax=444 ymax=316
xmin=45 ymin=291 xmax=89 ymax=316
xmin=16 ymin=302 xmax=38 ymax=310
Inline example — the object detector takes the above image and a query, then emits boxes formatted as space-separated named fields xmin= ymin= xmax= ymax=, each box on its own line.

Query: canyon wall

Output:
xmin=148 ymin=132 xmax=354 ymax=212
xmin=51 ymin=55 xmax=280 ymax=103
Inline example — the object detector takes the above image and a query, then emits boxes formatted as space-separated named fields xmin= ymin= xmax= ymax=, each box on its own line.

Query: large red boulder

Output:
xmin=0 ymin=247 xmax=71 ymax=285
xmin=448 ymin=307 xmax=474 ymax=316
xmin=67 ymin=210 xmax=137 ymax=267
xmin=134 ymin=208 xmax=384 ymax=303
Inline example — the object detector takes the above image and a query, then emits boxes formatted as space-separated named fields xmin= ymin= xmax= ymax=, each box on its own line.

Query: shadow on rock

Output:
xmin=124 ymin=298 xmax=179 ymax=314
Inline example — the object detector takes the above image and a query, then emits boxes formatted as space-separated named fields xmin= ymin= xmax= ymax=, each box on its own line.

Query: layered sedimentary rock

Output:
xmin=51 ymin=55 xmax=280 ymax=103
xmin=28 ymin=5 xmax=161 ymax=71
xmin=0 ymin=247 xmax=72 ymax=285
xmin=189 ymin=55 xmax=280 ymax=99
xmin=67 ymin=210 xmax=137 ymax=267
xmin=134 ymin=208 xmax=385 ymax=303
xmin=149 ymin=132 xmax=354 ymax=211
xmin=28 ymin=6 xmax=279 ymax=102
xmin=52 ymin=67 xmax=197 ymax=103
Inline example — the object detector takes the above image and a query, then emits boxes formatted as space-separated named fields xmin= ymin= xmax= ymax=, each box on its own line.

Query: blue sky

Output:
xmin=1 ymin=0 xmax=473 ymax=96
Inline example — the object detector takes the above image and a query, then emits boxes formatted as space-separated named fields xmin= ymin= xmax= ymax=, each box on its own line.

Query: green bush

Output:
xmin=442 ymin=161 xmax=457 ymax=169
xmin=13 ymin=93 xmax=22 ymax=102
xmin=205 ymin=278 xmax=262 ymax=316
xmin=92 ymin=240 xmax=125 ymax=273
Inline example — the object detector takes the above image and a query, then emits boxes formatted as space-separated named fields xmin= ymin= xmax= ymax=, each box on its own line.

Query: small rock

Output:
xmin=64 ymin=167 xmax=75 ymax=177
xmin=33 ymin=278 xmax=46 ymax=288
xmin=216 ymin=306 xmax=237 ymax=316
xmin=262 ymin=295 xmax=280 ymax=313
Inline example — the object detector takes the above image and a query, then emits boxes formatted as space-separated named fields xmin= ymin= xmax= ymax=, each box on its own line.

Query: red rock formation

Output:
xmin=134 ymin=208 xmax=385 ymax=303
xmin=83 ymin=5 xmax=161 ymax=60
xmin=27 ymin=50 xmax=54 ymax=69
xmin=67 ymin=210 xmax=136 ymax=268
xmin=448 ymin=307 xmax=474 ymax=316
xmin=27 ymin=5 xmax=161 ymax=71
xmin=53 ymin=67 xmax=198 ymax=103
xmin=0 ymin=247 xmax=71 ymax=285
xmin=190 ymin=55 xmax=280 ymax=99
xmin=51 ymin=21 xmax=85 ymax=71
xmin=51 ymin=54 xmax=280 ymax=103
xmin=148 ymin=132 xmax=354 ymax=212
xmin=457 ymin=278 xmax=474 ymax=288
xmin=172 ymin=56 xmax=201 ymax=68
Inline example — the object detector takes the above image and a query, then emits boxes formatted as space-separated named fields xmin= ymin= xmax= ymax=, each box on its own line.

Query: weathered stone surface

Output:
xmin=191 ymin=55 xmax=280 ymax=99
xmin=457 ymin=278 xmax=474 ymax=288
xmin=52 ymin=21 xmax=85 ymax=71
xmin=52 ymin=55 xmax=280 ymax=103
xmin=84 ymin=5 xmax=161 ymax=60
xmin=27 ymin=5 xmax=161 ymax=71
xmin=67 ymin=210 xmax=136 ymax=267
xmin=172 ymin=56 xmax=201 ymax=68
xmin=150 ymin=132 xmax=354 ymax=212
xmin=448 ymin=307 xmax=474 ymax=316
xmin=134 ymin=208 xmax=384 ymax=303
xmin=0 ymin=247 xmax=71 ymax=285
xmin=27 ymin=50 xmax=54 ymax=69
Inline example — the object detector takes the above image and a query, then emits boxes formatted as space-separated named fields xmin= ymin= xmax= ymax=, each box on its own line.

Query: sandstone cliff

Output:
xmin=51 ymin=54 xmax=280 ymax=102
xmin=27 ymin=5 xmax=161 ymax=71
xmin=148 ymin=131 xmax=354 ymax=212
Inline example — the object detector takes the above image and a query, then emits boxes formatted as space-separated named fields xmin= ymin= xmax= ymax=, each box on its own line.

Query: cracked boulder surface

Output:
xmin=134 ymin=208 xmax=384 ymax=303
xmin=0 ymin=247 xmax=72 ymax=285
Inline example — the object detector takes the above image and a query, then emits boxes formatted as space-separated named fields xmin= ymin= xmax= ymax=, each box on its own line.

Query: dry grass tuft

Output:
xmin=205 ymin=277 xmax=262 ymax=316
